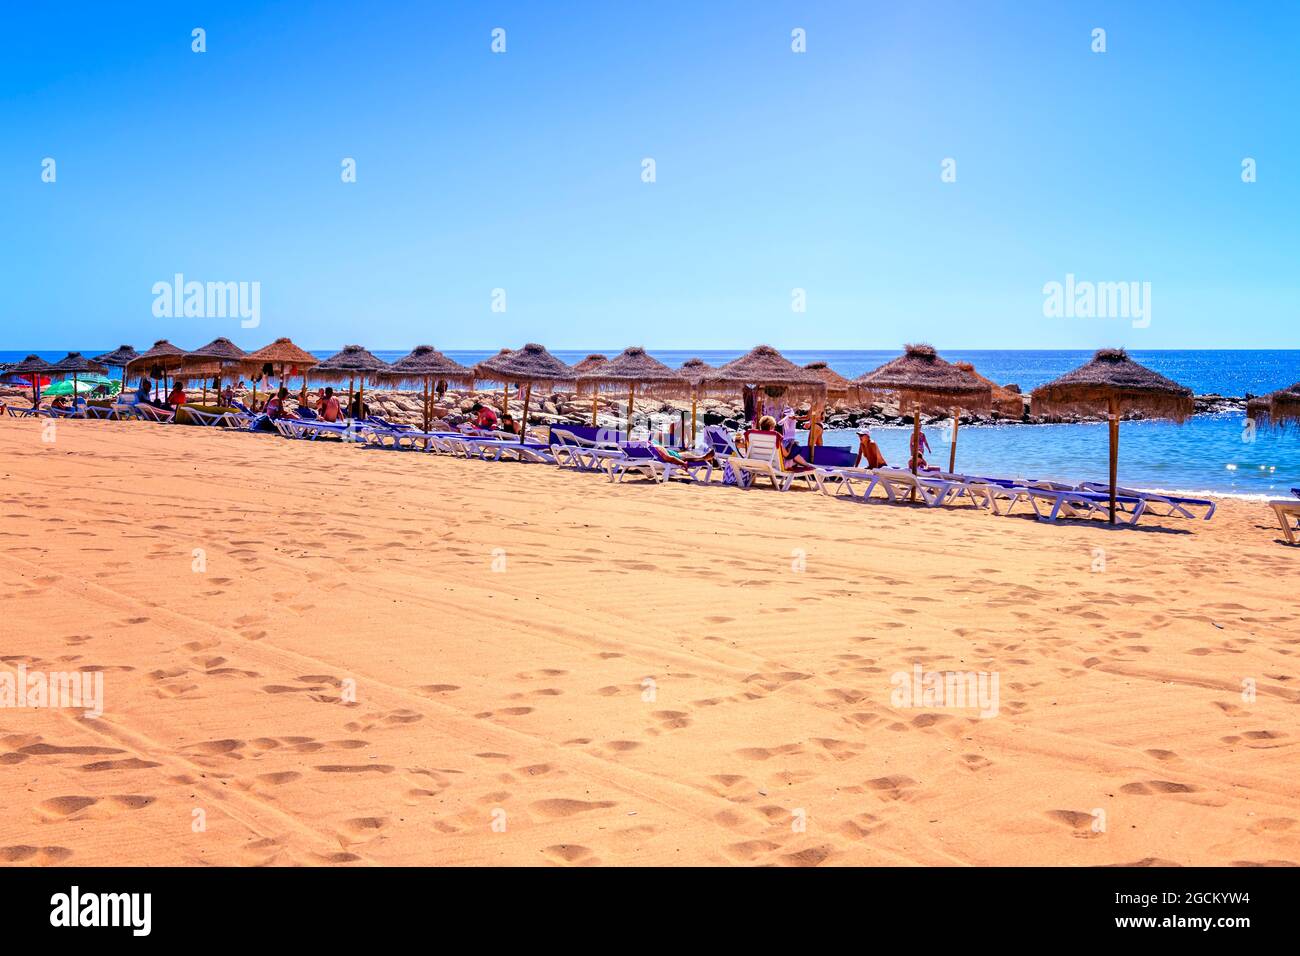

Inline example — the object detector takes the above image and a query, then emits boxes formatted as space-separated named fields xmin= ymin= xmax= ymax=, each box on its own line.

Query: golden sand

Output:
xmin=1 ymin=418 xmax=1297 ymax=866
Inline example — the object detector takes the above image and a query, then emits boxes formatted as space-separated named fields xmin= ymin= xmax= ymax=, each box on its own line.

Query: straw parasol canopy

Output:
xmin=803 ymin=360 xmax=856 ymax=400
xmin=2 ymin=354 xmax=54 ymax=402
xmin=1248 ymin=382 xmax=1300 ymax=429
xmin=580 ymin=347 xmax=687 ymax=395
xmin=475 ymin=344 xmax=575 ymax=441
xmin=177 ymin=338 xmax=248 ymax=400
xmin=47 ymin=352 xmax=109 ymax=406
xmin=379 ymin=345 xmax=475 ymax=431
xmin=572 ymin=353 xmax=611 ymax=375
xmin=312 ymin=344 xmax=392 ymax=383
xmin=1031 ymin=348 xmax=1194 ymax=524
xmin=855 ymin=344 xmax=992 ymax=415
xmin=703 ymin=345 xmax=827 ymax=401
xmin=239 ymin=337 xmax=320 ymax=406
xmin=953 ymin=361 xmax=1026 ymax=418
xmin=578 ymin=347 xmax=689 ymax=438
xmin=855 ymin=344 xmax=993 ymax=481
xmin=1030 ymin=348 xmax=1193 ymax=421
xmin=475 ymin=343 xmax=574 ymax=387
xmin=241 ymin=337 xmax=318 ymax=382
xmin=92 ymin=345 xmax=140 ymax=370
xmin=126 ymin=339 xmax=187 ymax=377
xmin=678 ymin=357 xmax=715 ymax=387
xmin=48 ymin=352 xmax=109 ymax=377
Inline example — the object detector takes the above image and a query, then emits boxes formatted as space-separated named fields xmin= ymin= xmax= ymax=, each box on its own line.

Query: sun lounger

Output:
xmin=727 ymin=430 xmax=818 ymax=491
xmin=5 ymin=405 xmax=40 ymax=418
xmin=181 ymin=407 xmax=241 ymax=428
xmin=549 ymin=427 xmax=627 ymax=471
xmin=1077 ymin=482 xmax=1215 ymax=519
xmin=134 ymin=403 xmax=175 ymax=424
xmin=1270 ymin=500 xmax=1300 ymax=545
xmin=606 ymin=443 xmax=715 ymax=484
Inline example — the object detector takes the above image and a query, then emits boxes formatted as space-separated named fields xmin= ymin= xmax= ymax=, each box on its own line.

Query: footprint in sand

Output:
xmin=541 ymin=844 xmax=598 ymax=865
xmin=1120 ymin=780 xmax=1199 ymax=795
xmin=530 ymin=798 xmax=616 ymax=818
xmin=1 ymin=845 xmax=74 ymax=864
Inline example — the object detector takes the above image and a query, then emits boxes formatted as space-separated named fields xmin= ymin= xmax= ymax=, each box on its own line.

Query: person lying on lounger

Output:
xmin=856 ymin=425 xmax=888 ymax=469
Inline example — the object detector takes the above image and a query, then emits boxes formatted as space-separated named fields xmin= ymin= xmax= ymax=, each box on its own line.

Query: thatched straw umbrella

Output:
xmin=92 ymin=345 xmax=140 ymax=392
xmin=679 ymin=358 xmax=716 ymax=443
xmin=311 ymin=345 xmax=392 ymax=419
xmin=127 ymin=340 xmax=187 ymax=401
xmin=704 ymin=345 xmax=828 ymax=458
xmin=1031 ymin=348 xmax=1193 ymax=524
xmin=48 ymin=352 xmax=109 ymax=406
xmin=572 ymin=354 xmax=610 ymax=426
xmin=953 ymin=361 xmax=1026 ymax=419
xmin=803 ymin=360 xmax=855 ymax=400
xmin=475 ymin=344 xmax=575 ymax=442
xmin=241 ymin=337 xmax=319 ymax=409
xmin=180 ymin=337 xmax=247 ymax=404
xmin=855 ymin=344 xmax=992 ymax=482
xmin=579 ymin=347 xmax=688 ymax=440
xmin=377 ymin=346 xmax=473 ymax=431
xmin=1248 ymin=382 xmax=1300 ymax=429
xmin=3 ymin=354 xmax=54 ymax=404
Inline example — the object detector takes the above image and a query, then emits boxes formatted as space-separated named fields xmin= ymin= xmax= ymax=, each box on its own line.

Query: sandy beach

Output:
xmin=1 ymin=418 xmax=1297 ymax=867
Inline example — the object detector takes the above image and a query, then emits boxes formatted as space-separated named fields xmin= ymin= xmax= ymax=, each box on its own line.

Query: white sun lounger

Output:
xmin=1076 ymin=482 xmax=1216 ymax=520
xmin=134 ymin=403 xmax=175 ymax=424
xmin=726 ymin=432 xmax=818 ymax=492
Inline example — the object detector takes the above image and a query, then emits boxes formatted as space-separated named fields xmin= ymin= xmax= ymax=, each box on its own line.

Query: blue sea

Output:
xmin=6 ymin=349 xmax=1299 ymax=499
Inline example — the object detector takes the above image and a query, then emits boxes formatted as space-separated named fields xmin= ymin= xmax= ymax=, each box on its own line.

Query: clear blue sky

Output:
xmin=2 ymin=0 xmax=1296 ymax=351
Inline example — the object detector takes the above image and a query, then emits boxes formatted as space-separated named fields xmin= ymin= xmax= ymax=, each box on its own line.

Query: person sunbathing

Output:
xmin=498 ymin=413 xmax=520 ymax=435
xmin=167 ymin=382 xmax=187 ymax=407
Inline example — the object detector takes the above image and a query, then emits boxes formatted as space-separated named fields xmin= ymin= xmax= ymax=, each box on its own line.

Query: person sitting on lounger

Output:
xmin=316 ymin=387 xmax=342 ymax=423
xmin=265 ymin=386 xmax=291 ymax=420
xmin=167 ymin=382 xmax=187 ymax=407
xmin=51 ymin=395 xmax=71 ymax=412
xmin=756 ymin=415 xmax=813 ymax=471
xmin=498 ymin=412 xmax=519 ymax=435
xmin=472 ymin=402 xmax=499 ymax=431
xmin=347 ymin=393 xmax=368 ymax=420
xmin=856 ymin=425 xmax=889 ymax=469
xmin=219 ymin=384 xmax=235 ymax=406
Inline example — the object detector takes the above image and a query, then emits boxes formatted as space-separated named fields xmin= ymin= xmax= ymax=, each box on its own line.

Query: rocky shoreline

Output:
xmin=0 ymin=383 xmax=1248 ymax=431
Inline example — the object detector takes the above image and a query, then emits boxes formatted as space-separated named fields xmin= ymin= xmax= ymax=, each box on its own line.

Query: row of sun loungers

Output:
xmin=7 ymin=397 xmax=1255 ymax=532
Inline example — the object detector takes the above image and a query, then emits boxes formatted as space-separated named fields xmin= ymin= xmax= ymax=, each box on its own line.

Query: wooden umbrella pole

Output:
xmin=502 ymin=383 xmax=510 ymax=419
xmin=422 ymin=379 xmax=430 ymax=433
xmin=520 ymin=383 xmax=532 ymax=443
xmin=626 ymin=386 xmax=634 ymax=441
xmin=347 ymin=376 xmax=354 ymax=417
xmin=358 ymin=378 xmax=365 ymax=420
xmin=691 ymin=397 xmax=697 ymax=445
xmin=591 ymin=391 xmax=598 ymax=427
xmin=1108 ymin=396 xmax=1120 ymax=525
xmin=948 ymin=407 xmax=960 ymax=474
